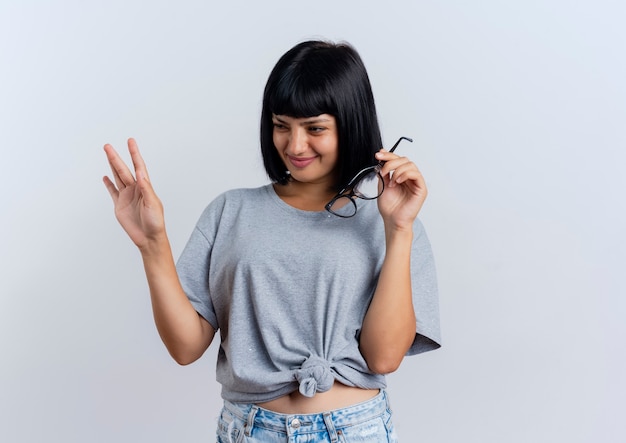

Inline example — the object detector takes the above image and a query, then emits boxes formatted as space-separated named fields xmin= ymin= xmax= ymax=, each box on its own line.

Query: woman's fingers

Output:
xmin=104 ymin=151 xmax=126 ymax=191
xmin=102 ymin=175 xmax=120 ymax=201
xmin=104 ymin=149 xmax=126 ymax=192
xmin=377 ymin=151 xmax=422 ymax=187
xmin=390 ymin=161 xmax=423 ymax=187
xmin=375 ymin=149 xmax=428 ymax=226
xmin=102 ymin=138 xmax=158 ymax=206
xmin=104 ymin=142 xmax=137 ymax=190
xmin=135 ymin=165 xmax=160 ymax=208
xmin=127 ymin=138 xmax=150 ymax=182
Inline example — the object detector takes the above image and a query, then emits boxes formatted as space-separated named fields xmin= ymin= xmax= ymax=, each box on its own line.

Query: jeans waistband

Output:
xmin=223 ymin=389 xmax=390 ymax=437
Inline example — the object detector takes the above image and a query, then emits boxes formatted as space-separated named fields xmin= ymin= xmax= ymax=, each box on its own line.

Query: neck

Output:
xmin=273 ymin=180 xmax=337 ymax=212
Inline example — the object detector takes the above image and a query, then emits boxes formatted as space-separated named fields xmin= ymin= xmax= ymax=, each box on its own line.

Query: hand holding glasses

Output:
xmin=325 ymin=137 xmax=413 ymax=218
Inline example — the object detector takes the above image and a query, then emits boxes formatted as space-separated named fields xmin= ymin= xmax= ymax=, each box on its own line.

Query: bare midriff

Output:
xmin=257 ymin=381 xmax=379 ymax=414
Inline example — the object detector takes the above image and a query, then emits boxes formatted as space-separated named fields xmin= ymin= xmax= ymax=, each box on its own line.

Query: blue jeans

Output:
xmin=216 ymin=390 xmax=398 ymax=442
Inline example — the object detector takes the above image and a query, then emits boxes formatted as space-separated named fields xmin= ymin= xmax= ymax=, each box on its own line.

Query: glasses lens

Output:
xmin=353 ymin=170 xmax=381 ymax=199
xmin=328 ymin=195 xmax=357 ymax=218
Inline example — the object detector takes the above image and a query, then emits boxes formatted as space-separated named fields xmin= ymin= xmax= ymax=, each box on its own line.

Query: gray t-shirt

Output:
xmin=177 ymin=184 xmax=440 ymax=403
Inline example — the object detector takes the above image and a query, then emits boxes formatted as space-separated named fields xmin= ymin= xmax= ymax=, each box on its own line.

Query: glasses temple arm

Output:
xmin=388 ymin=136 xmax=413 ymax=154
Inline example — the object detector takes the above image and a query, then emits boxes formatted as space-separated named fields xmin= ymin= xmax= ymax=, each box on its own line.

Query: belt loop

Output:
xmin=244 ymin=405 xmax=258 ymax=437
xmin=323 ymin=412 xmax=338 ymax=442
xmin=383 ymin=389 xmax=392 ymax=413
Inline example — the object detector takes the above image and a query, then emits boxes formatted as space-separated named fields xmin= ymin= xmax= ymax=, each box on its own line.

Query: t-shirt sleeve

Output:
xmin=407 ymin=218 xmax=442 ymax=355
xmin=176 ymin=208 xmax=220 ymax=331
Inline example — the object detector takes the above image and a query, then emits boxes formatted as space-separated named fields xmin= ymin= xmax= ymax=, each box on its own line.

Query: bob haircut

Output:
xmin=260 ymin=40 xmax=383 ymax=190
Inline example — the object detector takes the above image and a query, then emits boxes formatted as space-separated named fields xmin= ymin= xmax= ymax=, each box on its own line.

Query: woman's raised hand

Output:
xmin=374 ymin=149 xmax=428 ymax=231
xmin=103 ymin=138 xmax=166 ymax=250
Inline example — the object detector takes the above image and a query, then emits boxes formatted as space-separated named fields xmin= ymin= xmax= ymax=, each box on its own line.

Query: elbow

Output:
xmin=367 ymin=356 xmax=403 ymax=375
xmin=169 ymin=348 xmax=202 ymax=366
xmin=361 ymin=344 xmax=405 ymax=374
xmin=173 ymin=356 xmax=196 ymax=366
xmin=360 ymin=332 xmax=414 ymax=374
xmin=161 ymin=331 xmax=211 ymax=366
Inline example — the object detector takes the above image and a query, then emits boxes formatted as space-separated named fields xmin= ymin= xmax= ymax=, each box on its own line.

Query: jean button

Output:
xmin=291 ymin=418 xmax=301 ymax=429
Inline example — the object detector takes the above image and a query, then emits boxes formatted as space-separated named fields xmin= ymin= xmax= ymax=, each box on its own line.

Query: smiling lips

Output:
xmin=287 ymin=155 xmax=317 ymax=169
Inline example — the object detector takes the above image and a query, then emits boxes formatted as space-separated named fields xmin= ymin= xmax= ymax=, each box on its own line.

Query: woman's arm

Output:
xmin=103 ymin=139 xmax=215 ymax=365
xmin=359 ymin=149 xmax=427 ymax=374
xmin=359 ymin=228 xmax=416 ymax=374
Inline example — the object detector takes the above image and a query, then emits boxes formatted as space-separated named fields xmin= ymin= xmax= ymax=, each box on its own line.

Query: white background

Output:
xmin=1 ymin=1 xmax=624 ymax=442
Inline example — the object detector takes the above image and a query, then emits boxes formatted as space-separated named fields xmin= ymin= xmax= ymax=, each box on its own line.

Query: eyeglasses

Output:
xmin=325 ymin=136 xmax=413 ymax=218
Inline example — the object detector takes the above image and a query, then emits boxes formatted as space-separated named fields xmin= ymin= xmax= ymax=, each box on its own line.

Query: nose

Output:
xmin=287 ymin=129 xmax=308 ymax=155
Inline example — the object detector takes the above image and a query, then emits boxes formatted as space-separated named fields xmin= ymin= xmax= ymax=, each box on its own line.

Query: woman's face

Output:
xmin=272 ymin=113 xmax=339 ymax=188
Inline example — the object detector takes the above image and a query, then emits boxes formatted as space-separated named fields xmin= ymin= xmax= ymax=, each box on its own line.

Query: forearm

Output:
xmin=360 ymin=228 xmax=416 ymax=374
xmin=140 ymin=234 xmax=214 ymax=365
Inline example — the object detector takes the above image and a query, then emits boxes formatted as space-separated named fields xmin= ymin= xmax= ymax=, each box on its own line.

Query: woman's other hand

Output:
xmin=103 ymin=138 xmax=166 ymax=250
xmin=374 ymin=149 xmax=427 ymax=231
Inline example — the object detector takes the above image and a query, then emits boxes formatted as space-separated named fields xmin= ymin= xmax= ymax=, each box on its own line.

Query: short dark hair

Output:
xmin=260 ymin=40 xmax=383 ymax=190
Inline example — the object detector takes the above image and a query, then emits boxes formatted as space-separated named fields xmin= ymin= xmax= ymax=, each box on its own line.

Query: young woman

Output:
xmin=103 ymin=40 xmax=440 ymax=442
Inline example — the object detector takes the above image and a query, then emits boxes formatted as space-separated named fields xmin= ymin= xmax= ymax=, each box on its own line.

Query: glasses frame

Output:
xmin=325 ymin=136 xmax=413 ymax=218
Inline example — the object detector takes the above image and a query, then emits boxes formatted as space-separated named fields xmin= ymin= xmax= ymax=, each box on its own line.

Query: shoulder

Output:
xmin=194 ymin=185 xmax=273 ymax=232
xmin=203 ymin=185 xmax=271 ymax=213
xmin=210 ymin=185 xmax=270 ymax=205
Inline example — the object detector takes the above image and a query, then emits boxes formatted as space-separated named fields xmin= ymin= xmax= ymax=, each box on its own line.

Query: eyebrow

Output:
xmin=272 ymin=115 xmax=332 ymax=125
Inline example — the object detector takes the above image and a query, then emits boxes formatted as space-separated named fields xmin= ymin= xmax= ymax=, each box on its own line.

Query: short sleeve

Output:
xmin=407 ymin=218 xmax=441 ymax=355
xmin=176 ymin=214 xmax=220 ymax=331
